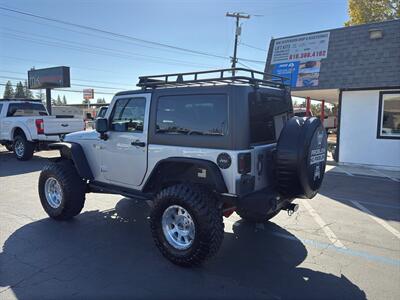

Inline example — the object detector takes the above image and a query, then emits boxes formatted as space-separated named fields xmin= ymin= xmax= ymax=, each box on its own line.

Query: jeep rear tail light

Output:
xmin=238 ymin=152 xmax=251 ymax=174
xmin=35 ymin=119 xmax=44 ymax=134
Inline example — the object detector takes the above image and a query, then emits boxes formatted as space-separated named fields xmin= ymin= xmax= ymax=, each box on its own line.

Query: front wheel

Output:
xmin=150 ymin=184 xmax=224 ymax=267
xmin=38 ymin=160 xmax=86 ymax=220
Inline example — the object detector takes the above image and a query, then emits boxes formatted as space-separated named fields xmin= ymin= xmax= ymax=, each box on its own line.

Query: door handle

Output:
xmin=131 ymin=140 xmax=146 ymax=147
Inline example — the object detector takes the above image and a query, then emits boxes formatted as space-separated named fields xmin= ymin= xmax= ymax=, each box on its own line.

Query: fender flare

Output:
xmin=11 ymin=123 xmax=33 ymax=141
xmin=142 ymin=157 xmax=228 ymax=194
xmin=49 ymin=142 xmax=94 ymax=180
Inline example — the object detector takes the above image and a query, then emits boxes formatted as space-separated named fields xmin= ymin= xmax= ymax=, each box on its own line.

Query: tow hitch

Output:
xmin=285 ymin=203 xmax=299 ymax=216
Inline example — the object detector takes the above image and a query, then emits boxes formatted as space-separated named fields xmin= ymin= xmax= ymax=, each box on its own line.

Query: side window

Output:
xmin=110 ymin=97 xmax=146 ymax=132
xmin=156 ymin=94 xmax=228 ymax=136
xmin=377 ymin=91 xmax=400 ymax=139
xmin=0 ymin=104 xmax=3 ymax=115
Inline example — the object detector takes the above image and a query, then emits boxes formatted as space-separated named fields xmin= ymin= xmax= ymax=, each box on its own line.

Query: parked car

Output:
xmin=0 ymin=99 xmax=84 ymax=160
xmin=38 ymin=68 xmax=328 ymax=266
xmin=293 ymin=107 xmax=313 ymax=117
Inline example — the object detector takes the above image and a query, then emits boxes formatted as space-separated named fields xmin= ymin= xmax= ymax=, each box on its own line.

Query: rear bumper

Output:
xmin=226 ymin=186 xmax=295 ymax=216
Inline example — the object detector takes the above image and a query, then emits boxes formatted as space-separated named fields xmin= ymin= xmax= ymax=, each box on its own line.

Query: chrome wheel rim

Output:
xmin=162 ymin=205 xmax=195 ymax=250
xmin=14 ymin=140 xmax=24 ymax=157
xmin=44 ymin=177 xmax=63 ymax=209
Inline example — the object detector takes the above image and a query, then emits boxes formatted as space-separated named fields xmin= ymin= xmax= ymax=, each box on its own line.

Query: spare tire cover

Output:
xmin=276 ymin=117 xmax=328 ymax=199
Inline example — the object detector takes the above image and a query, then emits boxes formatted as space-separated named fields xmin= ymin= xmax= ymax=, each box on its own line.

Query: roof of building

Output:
xmin=264 ymin=19 xmax=400 ymax=102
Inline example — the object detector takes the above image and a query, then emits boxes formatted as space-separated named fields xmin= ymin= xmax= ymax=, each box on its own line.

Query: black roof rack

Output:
xmin=137 ymin=68 xmax=288 ymax=90
xmin=0 ymin=98 xmax=43 ymax=102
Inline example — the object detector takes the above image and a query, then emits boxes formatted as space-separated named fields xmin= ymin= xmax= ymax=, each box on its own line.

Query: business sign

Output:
xmin=28 ymin=66 xmax=70 ymax=89
xmin=83 ymin=89 xmax=94 ymax=100
xmin=272 ymin=61 xmax=299 ymax=87
xmin=271 ymin=32 xmax=330 ymax=64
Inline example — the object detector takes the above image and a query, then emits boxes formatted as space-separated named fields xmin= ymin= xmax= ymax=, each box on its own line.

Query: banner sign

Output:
xmin=28 ymin=66 xmax=70 ymax=89
xmin=271 ymin=32 xmax=330 ymax=64
xmin=272 ymin=61 xmax=299 ymax=87
xmin=83 ymin=89 xmax=94 ymax=100
xmin=273 ymin=60 xmax=321 ymax=88
xmin=296 ymin=61 xmax=321 ymax=87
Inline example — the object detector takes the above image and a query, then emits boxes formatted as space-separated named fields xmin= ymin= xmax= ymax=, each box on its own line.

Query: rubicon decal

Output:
xmin=310 ymin=148 xmax=326 ymax=165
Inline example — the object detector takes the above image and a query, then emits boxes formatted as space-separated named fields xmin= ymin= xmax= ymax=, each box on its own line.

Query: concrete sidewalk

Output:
xmin=326 ymin=162 xmax=400 ymax=182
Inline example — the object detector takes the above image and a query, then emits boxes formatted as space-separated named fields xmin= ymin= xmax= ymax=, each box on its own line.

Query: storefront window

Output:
xmin=377 ymin=91 xmax=400 ymax=139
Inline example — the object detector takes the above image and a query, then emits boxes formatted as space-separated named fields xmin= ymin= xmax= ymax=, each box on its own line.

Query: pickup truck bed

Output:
xmin=0 ymin=99 xmax=84 ymax=160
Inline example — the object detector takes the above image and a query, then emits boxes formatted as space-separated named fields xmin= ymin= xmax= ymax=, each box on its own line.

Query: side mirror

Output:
xmin=95 ymin=118 xmax=108 ymax=140
xmin=86 ymin=112 xmax=93 ymax=120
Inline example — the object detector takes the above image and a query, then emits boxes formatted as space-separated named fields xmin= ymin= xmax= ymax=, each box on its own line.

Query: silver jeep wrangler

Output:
xmin=38 ymin=68 xmax=328 ymax=267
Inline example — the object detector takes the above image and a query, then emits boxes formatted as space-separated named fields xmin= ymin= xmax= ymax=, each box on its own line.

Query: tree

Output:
xmin=96 ymin=97 xmax=106 ymax=104
xmin=345 ymin=0 xmax=400 ymax=26
xmin=14 ymin=82 xmax=25 ymax=98
xmin=36 ymin=89 xmax=45 ymax=101
xmin=3 ymin=81 xmax=14 ymax=98
xmin=55 ymin=95 xmax=63 ymax=106
xmin=62 ymin=95 xmax=67 ymax=105
xmin=23 ymin=80 xmax=33 ymax=98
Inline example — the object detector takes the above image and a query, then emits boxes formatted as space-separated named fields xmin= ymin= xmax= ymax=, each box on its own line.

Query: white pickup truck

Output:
xmin=0 ymin=99 xmax=84 ymax=160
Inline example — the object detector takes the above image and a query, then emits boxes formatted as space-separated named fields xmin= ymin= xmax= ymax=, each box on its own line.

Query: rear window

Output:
xmin=7 ymin=103 xmax=48 ymax=117
xmin=156 ymin=94 xmax=228 ymax=136
xmin=249 ymin=92 xmax=291 ymax=144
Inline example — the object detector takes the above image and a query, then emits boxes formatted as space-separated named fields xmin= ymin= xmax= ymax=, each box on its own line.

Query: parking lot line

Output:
xmin=370 ymin=169 xmax=400 ymax=183
xmin=335 ymin=166 xmax=354 ymax=177
xmin=301 ymin=199 xmax=346 ymax=249
xmin=351 ymin=200 xmax=400 ymax=239
xmin=320 ymin=194 xmax=400 ymax=210
xmin=272 ymin=232 xmax=400 ymax=267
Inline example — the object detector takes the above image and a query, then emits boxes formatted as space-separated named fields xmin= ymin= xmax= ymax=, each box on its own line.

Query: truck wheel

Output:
xmin=150 ymin=184 xmax=224 ymax=267
xmin=236 ymin=208 xmax=280 ymax=223
xmin=38 ymin=160 xmax=86 ymax=220
xmin=13 ymin=134 xmax=35 ymax=161
xmin=5 ymin=144 xmax=13 ymax=152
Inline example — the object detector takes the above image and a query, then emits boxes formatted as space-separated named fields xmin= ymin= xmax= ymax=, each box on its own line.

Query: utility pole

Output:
xmin=226 ymin=12 xmax=250 ymax=76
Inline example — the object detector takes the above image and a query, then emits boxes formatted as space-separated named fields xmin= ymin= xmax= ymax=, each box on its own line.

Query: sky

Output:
xmin=0 ymin=0 xmax=348 ymax=104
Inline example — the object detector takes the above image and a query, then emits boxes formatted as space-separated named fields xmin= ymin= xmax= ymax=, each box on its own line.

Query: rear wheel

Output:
xmin=150 ymin=184 xmax=224 ymax=267
xmin=13 ymin=134 xmax=35 ymax=161
xmin=38 ymin=160 xmax=86 ymax=220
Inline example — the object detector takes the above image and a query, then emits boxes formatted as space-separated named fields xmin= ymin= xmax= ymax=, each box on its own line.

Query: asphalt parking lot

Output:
xmin=0 ymin=147 xmax=399 ymax=300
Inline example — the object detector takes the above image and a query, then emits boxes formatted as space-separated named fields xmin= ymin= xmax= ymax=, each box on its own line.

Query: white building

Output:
xmin=264 ymin=20 xmax=400 ymax=169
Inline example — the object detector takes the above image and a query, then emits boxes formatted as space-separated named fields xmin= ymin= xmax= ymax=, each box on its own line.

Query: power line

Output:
xmin=0 ymin=6 xmax=265 ymax=70
xmin=0 ymin=75 xmax=121 ymax=94
xmin=1 ymin=31 xmax=220 ymax=69
xmin=1 ymin=27 xmax=221 ymax=69
xmin=0 ymin=6 xmax=229 ymax=60
xmin=237 ymin=57 xmax=265 ymax=64
xmin=240 ymin=42 xmax=267 ymax=52
xmin=0 ymin=70 xmax=132 ymax=86
xmin=0 ymin=11 xmax=221 ymax=61
xmin=0 ymin=55 xmax=124 ymax=74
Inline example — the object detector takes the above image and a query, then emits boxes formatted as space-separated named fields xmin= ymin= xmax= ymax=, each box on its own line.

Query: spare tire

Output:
xmin=276 ymin=117 xmax=327 ymax=199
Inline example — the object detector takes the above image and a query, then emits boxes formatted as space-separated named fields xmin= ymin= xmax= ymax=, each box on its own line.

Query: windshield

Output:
xmin=7 ymin=102 xmax=48 ymax=117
